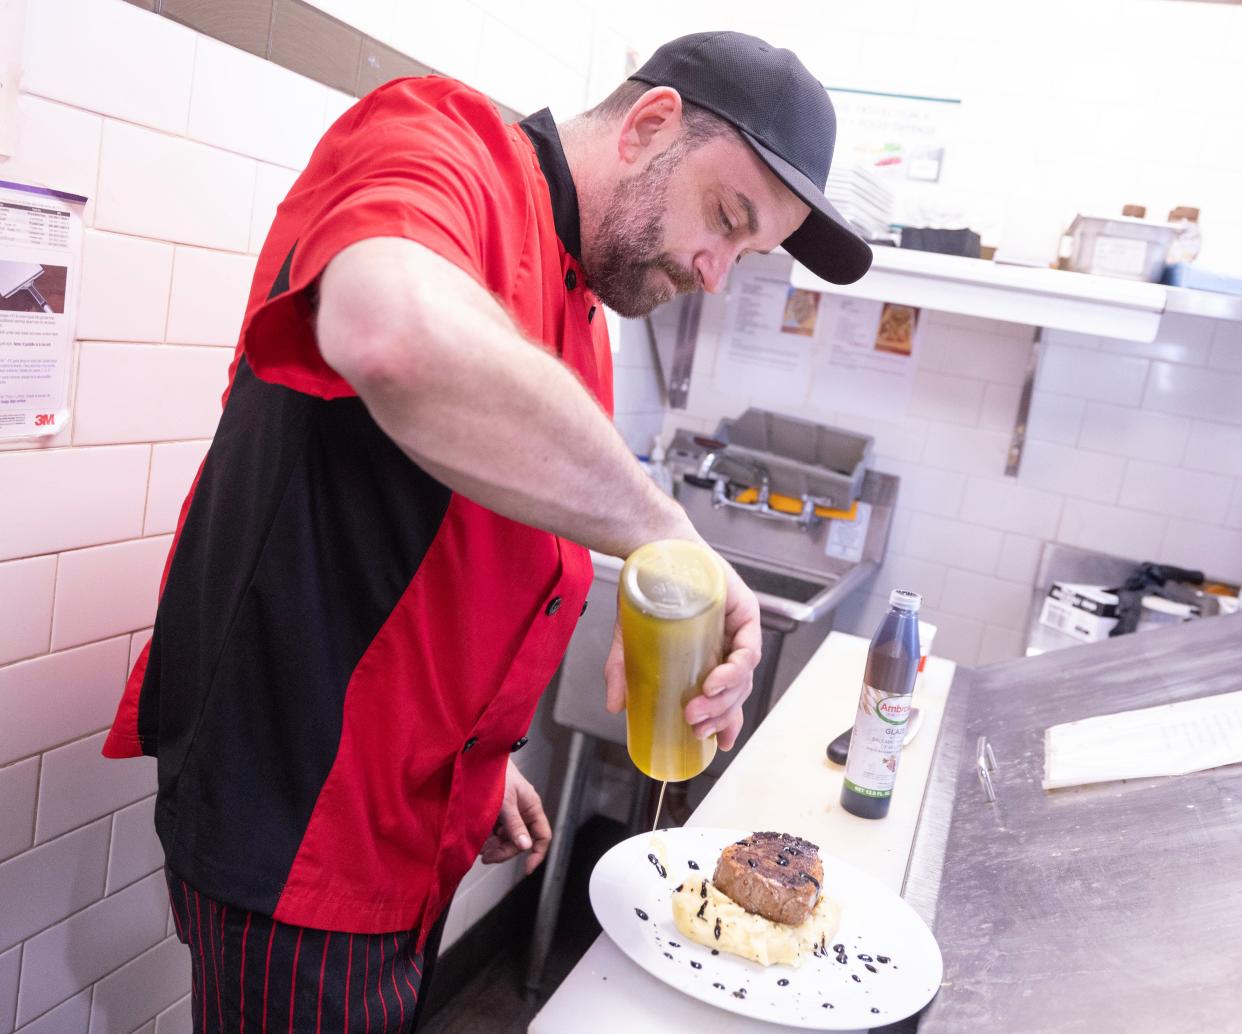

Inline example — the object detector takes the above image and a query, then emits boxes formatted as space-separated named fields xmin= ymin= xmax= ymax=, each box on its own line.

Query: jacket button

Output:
xmin=546 ymin=596 xmax=562 ymax=616
xmin=510 ymin=736 xmax=528 ymax=752
xmin=565 ymin=269 xmax=577 ymax=290
xmin=587 ymin=305 xmax=596 ymax=323
xmin=462 ymin=737 xmax=478 ymax=753
xmin=580 ymin=599 xmax=589 ymax=616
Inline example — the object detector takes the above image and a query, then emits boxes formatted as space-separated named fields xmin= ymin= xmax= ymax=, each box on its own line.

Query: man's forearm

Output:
xmin=317 ymin=237 xmax=695 ymax=557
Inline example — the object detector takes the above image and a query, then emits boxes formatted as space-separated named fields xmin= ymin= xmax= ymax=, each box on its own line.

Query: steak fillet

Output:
xmin=712 ymin=831 xmax=823 ymax=926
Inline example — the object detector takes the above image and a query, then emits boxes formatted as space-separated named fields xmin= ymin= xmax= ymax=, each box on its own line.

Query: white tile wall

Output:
xmin=1078 ymin=402 xmax=1191 ymax=466
xmin=76 ymin=231 xmax=176 ymax=343
xmin=34 ymin=732 xmax=157 ymax=845
xmin=1097 ymin=313 xmax=1215 ymax=366
xmin=95 ymin=120 xmax=256 ymax=253
xmin=940 ymin=569 xmax=1032 ymax=629
xmin=0 ymin=557 xmax=56 ymax=666
xmin=87 ymin=936 xmax=190 ymax=1034
xmin=903 ymin=514 xmax=1004 ymax=575
xmin=21 ymin=0 xmax=195 ymax=135
xmin=0 ymin=948 xmax=17 ymax=1034
xmin=1026 ymin=391 xmax=1085 ymax=446
xmin=1018 ymin=440 xmax=1126 ymax=505
xmin=913 ymin=606 xmax=983 ymax=667
xmin=1144 ymin=361 xmax=1242 ymax=426
xmin=1182 ymin=421 xmax=1242 ymax=479
xmin=1229 ymin=484 xmax=1242 ymax=532
xmin=0 ymin=819 xmax=110 ymax=952
xmin=0 ymin=96 xmax=102 ymax=221
xmin=15 ymin=871 xmax=168 ymax=1027
xmin=1119 ymin=460 xmax=1236 ymax=525
xmin=996 ymin=533 xmax=1044 ymax=587
xmin=50 ymin=536 xmax=171 ymax=652
xmin=129 ymin=630 xmax=154 ymax=677
xmin=871 ymin=458 xmax=966 ymax=518
xmin=187 ymin=37 xmax=327 ymax=170
xmin=1058 ymin=498 xmax=1168 ymax=560
xmin=978 ymin=625 xmax=1026 ymax=666
xmin=978 ymin=382 xmax=1022 ymax=434
xmin=921 ymin=424 xmax=1010 ymax=478
xmin=0 ymin=446 xmax=149 ymax=562
xmin=906 ymin=370 xmax=984 ymax=426
xmin=0 ymin=637 xmax=129 ymax=766
xmin=0 ymin=759 xmax=39 ymax=863
xmin=11 ymin=988 xmax=91 ymax=1034
xmin=1161 ymin=521 xmax=1242 ymax=583
xmin=960 ymin=477 xmax=1062 ymax=540
xmin=249 ymin=164 xmax=301 ymax=254
xmin=165 ymin=248 xmax=256 ymax=347
xmin=105 ymin=797 xmax=163 ymax=896
xmin=154 ymin=996 xmax=193 ymax=1034
xmin=73 ymin=343 xmax=230 ymax=446
xmin=144 ymin=441 xmax=210 ymax=536
xmin=1036 ymin=344 xmax=1149 ymax=406
xmin=1208 ymin=319 xmax=1242 ymax=374
xmin=871 ymin=552 xmax=949 ymax=609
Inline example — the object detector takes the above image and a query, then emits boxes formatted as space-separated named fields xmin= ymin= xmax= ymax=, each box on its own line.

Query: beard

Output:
xmin=581 ymin=144 xmax=699 ymax=318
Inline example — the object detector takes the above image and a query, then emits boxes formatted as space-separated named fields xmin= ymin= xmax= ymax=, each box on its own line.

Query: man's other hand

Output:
xmin=481 ymin=758 xmax=552 ymax=875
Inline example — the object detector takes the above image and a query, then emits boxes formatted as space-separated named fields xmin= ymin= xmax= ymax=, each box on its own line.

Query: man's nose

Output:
xmin=694 ymin=251 xmax=731 ymax=294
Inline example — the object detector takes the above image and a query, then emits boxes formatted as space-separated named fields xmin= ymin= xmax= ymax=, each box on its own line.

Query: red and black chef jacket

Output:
xmin=103 ymin=76 xmax=613 ymax=947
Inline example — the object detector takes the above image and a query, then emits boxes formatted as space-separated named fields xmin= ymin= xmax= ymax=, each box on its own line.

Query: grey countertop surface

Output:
xmin=903 ymin=613 xmax=1242 ymax=1034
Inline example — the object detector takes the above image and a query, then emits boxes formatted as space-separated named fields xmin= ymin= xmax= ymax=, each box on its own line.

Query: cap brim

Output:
xmin=740 ymin=130 xmax=873 ymax=286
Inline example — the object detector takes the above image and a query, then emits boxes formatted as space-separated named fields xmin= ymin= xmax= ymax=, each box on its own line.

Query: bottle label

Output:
xmin=842 ymin=683 xmax=911 ymax=799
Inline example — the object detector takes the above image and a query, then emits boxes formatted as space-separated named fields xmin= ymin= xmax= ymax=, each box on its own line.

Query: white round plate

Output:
xmin=589 ymin=827 xmax=942 ymax=1030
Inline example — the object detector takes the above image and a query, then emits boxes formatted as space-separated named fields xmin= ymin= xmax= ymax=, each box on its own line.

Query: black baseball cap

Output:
xmin=630 ymin=31 xmax=872 ymax=286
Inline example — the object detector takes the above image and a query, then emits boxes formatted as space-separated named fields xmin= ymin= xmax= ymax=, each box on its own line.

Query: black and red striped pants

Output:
xmin=166 ymin=867 xmax=447 ymax=1033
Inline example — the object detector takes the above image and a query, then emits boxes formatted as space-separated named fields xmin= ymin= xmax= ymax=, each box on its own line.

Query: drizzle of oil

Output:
xmin=652 ymin=779 xmax=668 ymax=833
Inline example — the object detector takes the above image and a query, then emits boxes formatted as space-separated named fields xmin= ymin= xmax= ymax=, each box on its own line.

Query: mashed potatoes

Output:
xmin=671 ymin=876 xmax=842 ymax=967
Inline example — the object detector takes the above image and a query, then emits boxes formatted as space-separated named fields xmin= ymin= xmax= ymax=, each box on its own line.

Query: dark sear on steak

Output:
xmin=712 ymin=832 xmax=823 ymax=926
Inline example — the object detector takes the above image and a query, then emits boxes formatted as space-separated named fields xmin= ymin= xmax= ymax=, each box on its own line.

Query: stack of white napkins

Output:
xmin=1043 ymin=690 xmax=1242 ymax=790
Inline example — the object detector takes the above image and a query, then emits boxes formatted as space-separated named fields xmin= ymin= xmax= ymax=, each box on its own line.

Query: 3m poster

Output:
xmin=0 ymin=179 xmax=86 ymax=439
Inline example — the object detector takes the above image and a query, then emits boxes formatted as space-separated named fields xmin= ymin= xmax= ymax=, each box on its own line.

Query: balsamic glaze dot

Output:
xmin=775 ymin=855 xmax=789 ymax=867
xmin=713 ymin=918 xmax=722 ymax=940
xmin=688 ymin=860 xmax=700 ymax=870
xmin=669 ymin=942 xmax=680 ymax=948
xmin=877 ymin=955 xmax=891 ymax=964
xmin=732 ymin=989 xmax=747 ymax=999
xmin=634 ymin=908 xmax=648 ymax=921
xmin=690 ymin=961 xmax=702 ymax=970
xmin=865 ymin=963 xmax=877 ymax=973
xmin=858 ymin=954 xmax=873 ymax=962
xmin=711 ymin=949 xmax=720 ymax=955
xmin=832 ymin=944 xmax=844 ymax=953
xmin=822 ymin=1002 xmax=834 ymax=1009
xmin=647 ymin=853 xmax=667 ymax=879
xmin=663 ymin=952 xmax=673 ymax=960
xmin=777 ymin=978 xmax=790 ymax=987
xmin=852 ymin=974 xmax=862 ymax=983
xmin=871 ymin=1007 xmax=881 ymax=1014
xmin=747 ymin=859 xmax=758 ymax=868
xmin=713 ymin=983 xmax=725 ymax=990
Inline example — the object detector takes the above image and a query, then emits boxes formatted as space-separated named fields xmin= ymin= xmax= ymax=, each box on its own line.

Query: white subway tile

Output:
xmin=21 ymin=0 xmax=194 ymax=135
xmin=1143 ymin=361 xmax=1242 ymax=427
xmin=96 ymin=120 xmax=255 ymax=253
xmin=73 ymin=343 xmax=229 ymax=446
xmin=887 ymin=508 xmax=914 ymax=554
xmin=1026 ymin=390 xmax=1085 ymax=446
xmin=1229 ymin=482 xmax=1242 ymax=531
xmin=129 ymin=629 xmax=153 ymax=677
xmin=922 ymin=425 xmax=1011 ymax=478
xmin=1098 ymin=312 xmax=1214 ymax=366
xmin=154 ymin=996 xmax=192 ymax=1034
xmin=978 ymin=625 xmax=1025 ymax=666
xmin=322 ymin=89 xmax=357 ymax=134
xmin=870 ymin=457 xmax=966 ymax=518
xmin=912 ymin=606 xmax=982 ymax=666
xmin=1057 ymin=499 xmax=1167 ymax=561
xmin=1036 ymin=344 xmax=1149 ymax=406
xmin=249 ymin=164 xmax=300 ymax=255
xmin=0 ymin=636 xmax=129 ymax=766
xmin=1040 ymin=328 xmax=1101 ymax=351
xmin=1208 ymin=318 xmax=1242 ymax=375
xmin=0 ymin=758 xmax=38 ymax=863
xmin=907 ymin=371 xmax=983 ymax=426
xmin=1119 ymin=459 xmax=1235 ymax=524
xmin=1018 ymin=440 xmax=1126 ymax=504
xmin=904 ymin=514 xmax=1005 ymax=575
xmin=919 ymin=324 xmax=1032 ymax=386
xmin=165 ymin=247 xmax=256 ymax=347
xmin=996 ymin=532 xmax=1045 ymax=587
xmin=979 ymin=382 xmax=1022 ymax=434
xmin=924 ymin=311 xmax=1032 ymax=342
xmin=88 ymin=936 xmax=192 ymax=1034
xmin=872 ymin=552 xmax=949 ymax=609
xmin=10 ymin=988 xmax=90 ymax=1034
xmin=829 ymin=412 xmax=928 ymax=463
xmin=960 ymin=477 xmax=1062 ymax=539
xmin=145 ymin=441 xmax=210 ymax=537
xmin=0 ymin=818 xmax=109 ymax=953
xmin=0 ymin=947 xmax=16 ymax=1034
xmin=35 ymin=731 xmax=156 ymax=845
xmin=106 ymin=797 xmax=162 ymax=896
xmin=16 ymin=871 xmax=168 ymax=1026
xmin=612 ymin=364 xmax=663 ymax=415
xmin=2 ymin=96 xmax=102 ymax=223
xmin=1160 ymin=520 xmax=1242 ymax=583
xmin=0 ymin=446 xmax=149 ymax=562
xmin=1183 ymin=422 xmax=1242 ymax=479
xmin=390 ymin=6 xmax=485 ymax=82
xmin=1078 ymin=401 xmax=1191 ymax=465
xmin=188 ymin=36 xmax=326 ymax=171
xmin=76 ymin=231 xmax=175 ymax=344
xmin=0 ymin=557 xmax=55 ymax=666
xmin=135 ymin=1024 xmax=156 ymax=1034
xmin=940 ymin=569 xmax=1032 ymax=629
xmin=49 ymin=537 xmax=170 ymax=653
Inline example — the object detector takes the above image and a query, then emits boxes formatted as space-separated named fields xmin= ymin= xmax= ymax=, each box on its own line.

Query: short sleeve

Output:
xmin=238 ymin=79 xmax=525 ymax=399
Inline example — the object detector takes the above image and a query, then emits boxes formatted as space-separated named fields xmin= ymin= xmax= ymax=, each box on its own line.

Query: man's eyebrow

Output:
xmin=735 ymin=192 xmax=759 ymax=235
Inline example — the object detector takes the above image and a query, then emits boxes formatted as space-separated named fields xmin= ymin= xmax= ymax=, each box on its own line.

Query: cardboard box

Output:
xmin=1039 ymin=582 xmax=1120 ymax=643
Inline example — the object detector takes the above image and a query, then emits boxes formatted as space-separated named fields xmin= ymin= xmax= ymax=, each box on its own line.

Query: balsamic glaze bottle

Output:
xmin=840 ymin=589 xmax=922 ymax=819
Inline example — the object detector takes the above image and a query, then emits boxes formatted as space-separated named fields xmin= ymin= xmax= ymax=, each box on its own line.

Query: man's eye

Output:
xmin=718 ymin=205 xmax=734 ymax=233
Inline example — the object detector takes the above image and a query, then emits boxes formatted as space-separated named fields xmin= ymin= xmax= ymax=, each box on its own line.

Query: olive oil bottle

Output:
xmin=840 ymin=589 xmax=922 ymax=819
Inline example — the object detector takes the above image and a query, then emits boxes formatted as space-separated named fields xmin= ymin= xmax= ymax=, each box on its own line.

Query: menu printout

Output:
xmin=0 ymin=179 xmax=85 ymax=439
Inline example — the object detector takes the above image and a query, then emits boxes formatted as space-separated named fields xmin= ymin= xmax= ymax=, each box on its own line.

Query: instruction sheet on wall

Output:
xmin=811 ymin=296 xmax=922 ymax=416
xmin=0 ymin=179 xmax=86 ymax=439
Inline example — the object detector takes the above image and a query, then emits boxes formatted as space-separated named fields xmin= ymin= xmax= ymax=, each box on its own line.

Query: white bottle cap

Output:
xmin=890 ymin=588 xmax=922 ymax=612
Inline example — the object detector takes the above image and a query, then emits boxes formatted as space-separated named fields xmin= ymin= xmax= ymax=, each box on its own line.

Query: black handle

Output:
xmin=683 ymin=474 xmax=717 ymax=490
xmin=826 ymin=727 xmax=852 ymax=766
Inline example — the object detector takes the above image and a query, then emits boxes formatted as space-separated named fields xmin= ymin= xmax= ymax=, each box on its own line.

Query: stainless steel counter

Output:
xmin=903 ymin=613 xmax=1242 ymax=1033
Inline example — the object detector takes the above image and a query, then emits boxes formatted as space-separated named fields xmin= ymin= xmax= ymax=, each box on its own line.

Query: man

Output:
xmin=103 ymin=30 xmax=870 ymax=1032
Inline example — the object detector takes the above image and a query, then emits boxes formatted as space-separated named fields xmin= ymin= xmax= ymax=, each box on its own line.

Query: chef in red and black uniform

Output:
xmin=103 ymin=31 xmax=870 ymax=1032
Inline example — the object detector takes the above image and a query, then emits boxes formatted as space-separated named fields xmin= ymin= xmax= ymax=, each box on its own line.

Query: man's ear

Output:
xmin=615 ymin=86 xmax=683 ymax=166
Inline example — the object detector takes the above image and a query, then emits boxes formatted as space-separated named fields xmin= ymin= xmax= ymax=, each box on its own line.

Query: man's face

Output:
xmin=582 ymin=133 xmax=810 ymax=318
